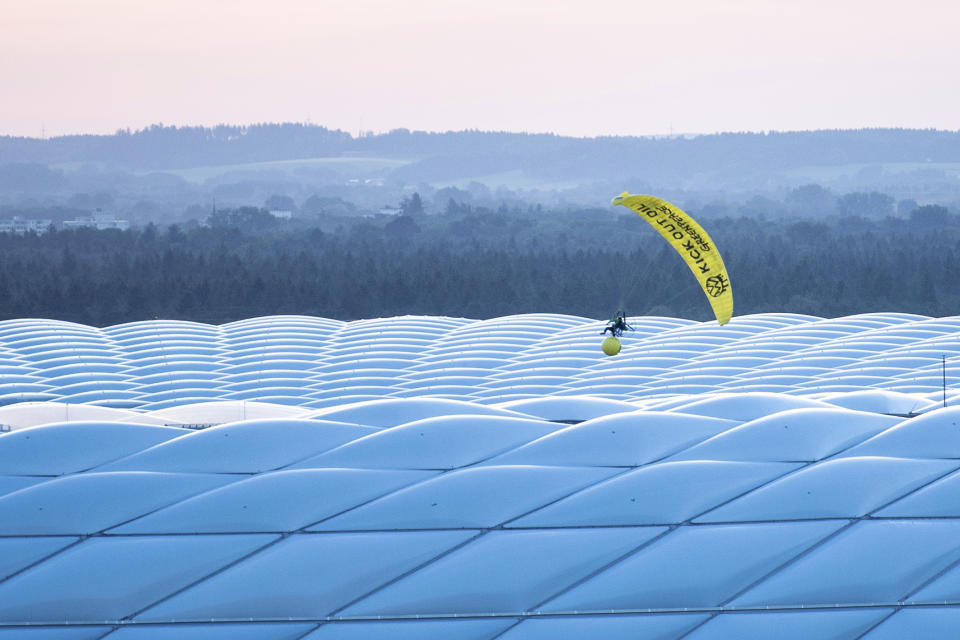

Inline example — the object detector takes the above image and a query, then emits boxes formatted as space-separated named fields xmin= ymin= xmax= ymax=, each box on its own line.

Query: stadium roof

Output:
xmin=1 ymin=312 xmax=959 ymax=638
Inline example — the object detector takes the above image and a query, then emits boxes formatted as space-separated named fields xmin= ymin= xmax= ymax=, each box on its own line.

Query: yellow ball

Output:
xmin=602 ymin=337 xmax=621 ymax=356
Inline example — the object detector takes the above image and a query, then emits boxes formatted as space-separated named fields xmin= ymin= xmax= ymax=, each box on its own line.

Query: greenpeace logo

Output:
xmin=706 ymin=274 xmax=730 ymax=297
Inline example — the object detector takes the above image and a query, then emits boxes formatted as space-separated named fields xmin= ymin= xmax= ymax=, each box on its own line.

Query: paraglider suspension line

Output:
xmin=616 ymin=248 xmax=655 ymax=312
xmin=616 ymin=248 xmax=693 ymax=317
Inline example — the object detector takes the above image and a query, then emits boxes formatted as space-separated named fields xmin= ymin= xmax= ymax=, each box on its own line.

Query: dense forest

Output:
xmin=1 ymin=205 xmax=957 ymax=326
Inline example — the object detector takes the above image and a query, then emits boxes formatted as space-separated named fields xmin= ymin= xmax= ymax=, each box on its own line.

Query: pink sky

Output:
xmin=2 ymin=0 xmax=959 ymax=138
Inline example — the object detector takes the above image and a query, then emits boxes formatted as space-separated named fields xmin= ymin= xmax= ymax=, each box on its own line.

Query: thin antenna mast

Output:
xmin=944 ymin=355 xmax=948 ymax=408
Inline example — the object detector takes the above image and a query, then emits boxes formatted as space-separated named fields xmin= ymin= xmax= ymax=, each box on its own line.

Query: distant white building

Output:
xmin=378 ymin=206 xmax=403 ymax=216
xmin=269 ymin=210 xmax=293 ymax=220
xmin=0 ymin=216 xmax=53 ymax=235
xmin=63 ymin=209 xmax=130 ymax=231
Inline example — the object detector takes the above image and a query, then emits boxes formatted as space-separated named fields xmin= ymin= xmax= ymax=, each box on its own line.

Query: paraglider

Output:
xmin=602 ymin=310 xmax=633 ymax=337
xmin=612 ymin=192 xmax=733 ymax=326
xmin=600 ymin=310 xmax=632 ymax=356
xmin=599 ymin=193 xmax=733 ymax=355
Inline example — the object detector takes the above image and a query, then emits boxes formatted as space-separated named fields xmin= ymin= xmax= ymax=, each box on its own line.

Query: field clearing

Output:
xmin=432 ymin=169 xmax=582 ymax=192
xmin=784 ymin=161 xmax=960 ymax=183
xmin=143 ymin=155 xmax=416 ymax=182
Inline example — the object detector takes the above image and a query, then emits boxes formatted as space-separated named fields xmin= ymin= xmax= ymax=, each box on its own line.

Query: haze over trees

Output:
xmin=1 ymin=124 xmax=959 ymax=227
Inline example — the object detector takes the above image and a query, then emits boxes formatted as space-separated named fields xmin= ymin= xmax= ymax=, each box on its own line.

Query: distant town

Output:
xmin=0 ymin=208 xmax=129 ymax=234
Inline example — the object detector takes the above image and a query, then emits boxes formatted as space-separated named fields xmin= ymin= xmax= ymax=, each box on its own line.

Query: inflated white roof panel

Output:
xmin=304 ymin=397 xmax=533 ymax=427
xmin=292 ymin=415 xmax=558 ymax=470
xmin=113 ymin=468 xmax=434 ymax=534
xmin=0 ymin=534 xmax=276 ymax=623
xmin=684 ymin=609 xmax=890 ymax=640
xmin=340 ymin=527 xmax=665 ymax=617
xmin=668 ymin=408 xmax=904 ymax=462
xmin=862 ymin=609 xmax=960 ymax=640
xmin=492 ymin=396 xmax=639 ymax=421
xmin=512 ymin=461 xmax=796 ymax=527
xmin=0 ymin=422 xmax=185 ymax=474
xmin=497 ymin=614 xmax=709 ymax=640
xmin=304 ymin=619 xmax=514 ymax=640
xmin=313 ymin=465 xmax=616 ymax=530
xmin=105 ymin=623 xmax=317 ymax=639
xmin=542 ymin=521 xmax=843 ymax=612
xmin=842 ymin=406 xmax=960 ymax=458
xmin=731 ymin=520 xmax=960 ymax=607
xmin=136 ymin=531 xmax=475 ymax=621
xmin=0 ymin=536 xmax=79 ymax=582
xmin=875 ymin=469 xmax=960 ymax=518
xmin=486 ymin=411 xmax=737 ymax=467
xmin=667 ymin=393 xmax=838 ymax=421
xmin=96 ymin=419 xmax=373 ymax=473
xmin=0 ymin=471 xmax=236 ymax=534
xmin=697 ymin=457 xmax=958 ymax=522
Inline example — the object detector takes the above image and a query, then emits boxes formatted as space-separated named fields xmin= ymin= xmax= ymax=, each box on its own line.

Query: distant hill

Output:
xmin=3 ymin=124 xmax=960 ymax=188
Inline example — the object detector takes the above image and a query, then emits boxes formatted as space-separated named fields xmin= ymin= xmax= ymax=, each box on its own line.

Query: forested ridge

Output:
xmin=1 ymin=207 xmax=957 ymax=326
xmin=3 ymin=124 xmax=960 ymax=180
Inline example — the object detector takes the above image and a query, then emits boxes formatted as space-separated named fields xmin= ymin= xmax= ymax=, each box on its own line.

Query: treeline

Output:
xmin=0 ymin=210 xmax=958 ymax=326
xmin=3 ymin=124 xmax=960 ymax=181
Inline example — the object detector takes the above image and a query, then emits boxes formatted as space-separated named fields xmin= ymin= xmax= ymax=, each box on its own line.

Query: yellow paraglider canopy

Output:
xmin=612 ymin=192 xmax=733 ymax=325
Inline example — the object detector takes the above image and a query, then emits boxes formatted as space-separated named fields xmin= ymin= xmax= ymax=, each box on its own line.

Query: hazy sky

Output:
xmin=2 ymin=0 xmax=959 ymax=138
